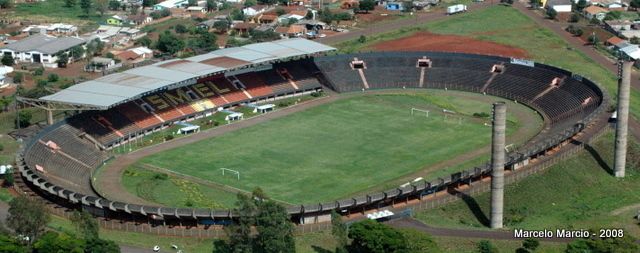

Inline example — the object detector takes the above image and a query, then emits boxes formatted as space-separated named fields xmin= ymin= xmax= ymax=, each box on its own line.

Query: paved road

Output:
xmin=512 ymin=1 xmax=640 ymax=141
xmin=316 ymin=2 xmax=498 ymax=45
xmin=386 ymin=217 xmax=574 ymax=242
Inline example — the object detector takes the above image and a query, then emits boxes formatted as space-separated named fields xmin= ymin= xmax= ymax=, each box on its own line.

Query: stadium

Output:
xmin=12 ymin=38 xmax=608 ymax=235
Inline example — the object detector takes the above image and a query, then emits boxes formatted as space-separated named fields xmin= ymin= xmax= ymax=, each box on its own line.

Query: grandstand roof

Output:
xmin=39 ymin=39 xmax=335 ymax=109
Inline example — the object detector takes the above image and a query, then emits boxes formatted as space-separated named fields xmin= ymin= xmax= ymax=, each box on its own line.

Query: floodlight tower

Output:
xmin=490 ymin=102 xmax=506 ymax=229
xmin=614 ymin=59 xmax=633 ymax=178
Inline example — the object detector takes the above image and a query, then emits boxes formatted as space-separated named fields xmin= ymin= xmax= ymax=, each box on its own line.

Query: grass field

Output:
xmin=129 ymin=91 xmax=541 ymax=205
xmin=334 ymin=5 xmax=640 ymax=120
xmin=416 ymin=132 xmax=640 ymax=238
xmin=11 ymin=0 xmax=104 ymax=31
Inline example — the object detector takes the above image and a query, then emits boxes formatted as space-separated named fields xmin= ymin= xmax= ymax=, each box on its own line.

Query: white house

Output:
xmin=153 ymin=0 xmax=188 ymax=10
xmin=278 ymin=13 xmax=306 ymax=23
xmin=546 ymin=0 xmax=572 ymax=12
xmin=584 ymin=5 xmax=608 ymax=21
xmin=242 ymin=5 xmax=268 ymax=16
xmin=0 ymin=34 xmax=86 ymax=68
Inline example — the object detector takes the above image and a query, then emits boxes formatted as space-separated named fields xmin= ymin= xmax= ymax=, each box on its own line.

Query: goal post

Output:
xmin=410 ymin=108 xmax=430 ymax=117
xmin=220 ymin=168 xmax=240 ymax=180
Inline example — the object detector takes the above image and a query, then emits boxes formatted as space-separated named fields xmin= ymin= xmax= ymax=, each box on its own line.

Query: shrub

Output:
xmin=358 ymin=35 xmax=366 ymax=43
xmin=0 ymin=143 xmax=3 ymax=151
xmin=34 ymin=67 xmax=44 ymax=76
xmin=165 ymin=134 xmax=174 ymax=141
xmin=152 ymin=173 xmax=168 ymax=180
xmin=3 ymin=173 xmax=13 ymax=187
xmin=36 ymin=79 xmax=48 ymax=88
xmin=13 ymin=72 xmax=22 ymax=84
xmin=473 ymin=112 xmax=490 ymax=118
xmin=47 ymin=73 xmax=59 ymax=82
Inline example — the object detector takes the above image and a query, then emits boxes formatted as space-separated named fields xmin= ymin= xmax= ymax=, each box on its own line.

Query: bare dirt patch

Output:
xmin=370 ymin=32 xmax=529 ymax=58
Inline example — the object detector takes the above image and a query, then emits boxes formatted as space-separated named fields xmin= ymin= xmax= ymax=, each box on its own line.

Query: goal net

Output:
xmin=220 ymin=168 xmax=240 ymax=180
xmin=410 ymin=108 xmax=430 ymax=117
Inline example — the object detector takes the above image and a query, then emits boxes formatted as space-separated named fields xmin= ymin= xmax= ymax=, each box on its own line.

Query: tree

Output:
xmin=477 ymin=240 xmax=499 ymax=253
xmin=56 ymin=53 xmax=70 ymax=67
xmin=70 ymin=210 xmax=99 ymax=240
xmin=305 ymin=10 xmax=313 ymax=19
xmin=0 ymin=234 xmax=27 ymax=253
xmin=70 ymin=45 xmax=85 ymax=60
xmin=574 ymin=28 xmax=584 ymax=37
xmin=522 ymin=238 xmax=539 ymax=251
xmin=348 ymin=220 xmax=407 ymax=253
xmin=206 ymin=0 xmax=215 ymax=11
xmin=85 ymin=238 xmax=120 ymax=253
xmin=604 ymin=11 xmax=622 ymax=21
xmin=80 ymin=0 xmax=93 ymax=16
xmin=275 ymin=7 xmax=286 ymax=16
xmin=65 ymin=0 xmax=76 ymax=7
xmin=530 ymin=0 xmax=541 ymax=8
xmin=569 ymin=13 xmax=579 ymax=23
xmin=231 ymin=8 xmax=245 ymax=21
xmin=320 ymin=7 xmax=333 ymax=24
xmin=156 ymin=31 xmax=184 ymax=54
xmin=402 ymin=0 xmax=413 ymax=12
xmin=108 ymin=0 xmax=120 ymax=10
xmin=590 ymin=16 xmax=601 ymax=25
xmin=188 ymin=0 xmax=197 ymax=5
xmin=213 ymin=20 xmax=229 ymax=33
xmin=3 ymin=172 xmax=14 ymax=187
xmin=546 ymin=7 xmax=557 ymax=20
xmin=0 ymin=0 xmax=12 ymax=8
xmin=566 ymin=236 xmax=638 ymax=253
xmin=1 ymin=54 xmax=14 ymax=66
xmin=501 ymin=0 xmax=513 ymax=4
xmin=359 ymin=0 xmax=375 ymax=13
xmin=47 ymin=73 xmax=59 ymax=82
xmin=6 ymin=196 xmax=50 ymax=244
xmin=245 ymin=0 xmax=257 ymax=6
xmin=175 ymin=24 xmax=189 ymax=33
xmin=588 ymin=33 xmax=599 ymax=46
xmin=95 ymin=0 xmax=108 ymax=16
xmin=225 ymin=193 xmax=257 ymax=252
xmin=249 ymin=29 xmax=280 ymax=42
xmin=576 ymin=0 xmax=587 ymax=11
xmin=143 ymin=0 xmax=156 ymax=6
xmin=331 ymin=210 xmax=348 ymax=253
xmin=399 ymin=228 xmax=440 ymax=252
xmin=358 ymin=35 xmax=366 ymax=43
xmin=255 ymin=201 xmax=295 ymax=253
xmin=190 ymin=30 xmax=217 ymax=51
xmin=631 ymin=0 xmax=640 ymax=10
xmin=136 ymin=36 xmax=153 ymax=47
xmin=631 ymin=36 xmax=640 ymax=44
xmin=13 ymin=72 xmax=22 ymax=84
xmin=257 ymin=0 xmax=276 ymax=5
xmin=15 ymin=110 xmax=32 ymax=128
xmin=33 ymin=231 xmax=85 ymax=253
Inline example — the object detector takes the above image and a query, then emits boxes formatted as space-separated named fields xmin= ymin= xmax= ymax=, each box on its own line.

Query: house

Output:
xmin=115 ymin=46 xmax=153 ymax=62
xmin=187 ymin=6 xmax=206 ymax=13
xmin=21 ymin=25 xmax=47 ymax=35
xmin=153 ymin=0 xmax=188 ymax=10
xmin=127 ymin=14 xmax=152 ymax=26
xmin=604 ymin=20 xmax=640 ymax=38
xmin=341 ymin=0 xmax=359 ymax=9
xmin=584 ymin=5 xmax=608 ymax=21
xmin=259 ymin=14 xmax=278 ymax=24
xmin=85 ymin=57 xmax=117 ymax=72
xmin=275 ymin=25 xmax=306 ymax=38
xmin=107 ymin=15 xmax=126 ymax=26
xmin=232 ymin=22 xmax=258 ymax=35
xmin=46 ymin=23 xmax=78 ymax=35
xmin=243 ymin=5 xmax=269 ymax=16
xmin=0 ymin=34 xmax=86 ymax=68
xmin=545 ymin=0 xmax=572 ymax=12
xmin=619 ymin=43 xmax=640 ymax=60
xmin=198 ymin=19 xmax=218 ymax=29
xmin=385 ymin=2 xmax=404 ymax=10
xmin=297 ymin=19 xmax=326 ymax=31
xmin=606 ymin=36 xmax=626 ymax=47
xmin=278 ymin=11 xmax=306 ymax=23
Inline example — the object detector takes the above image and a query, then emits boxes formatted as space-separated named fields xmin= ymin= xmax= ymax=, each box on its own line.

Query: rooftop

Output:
xmin=39 ymin=39 xmax=335 ymax=109
xmin=1 ymin=34 xmax=85 ymax=54
xmin=584 ymin=5 xmax=608 ymax=14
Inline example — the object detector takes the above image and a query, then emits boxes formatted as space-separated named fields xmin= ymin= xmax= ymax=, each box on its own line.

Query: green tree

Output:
xmin=85 ymin=238 xmax=120 ymax=253
xmin=1 ymin=54 xmax=14 ymax=66
xmin=65 ymin=0 xmax=76 ymax=7
xmin=13 ymin=72 xmax=22 ymax=84
xmin=0 ymin=0 xmax=12 ymax=8
xmin=225 ymin=193 xmax=257 ymax=253
xmin=348 ymin=220 xmax=407 ymax=253
xmin=569 ymin=13 xmax=579 ymax=23
xmin=477 ymin=240 xmax=499 ymax=253
xmin=191 ymin=30 xmax=217 ymax=51
xmin=359 ymin=0 xmax=375 ymax=13
xmin=522 ymin=238 xmax=539 ymax=251
xmin=331 ymin=211 xmax=348 ymax=253
xmin=156 ymin=31 xmax=184 ymax=54
xmin=255 ymin=201 xmax=295 ymax=253
xmin=546 ymin=7 xmax=557 ymax=20
xmin=576 ymin=0 xmax=587 ymax=11
xmin=80 ymin=0 xmax=93 ymax=16
xmin=590 ymin=16 xmax=601 ymax=25
xmin=33 ymin=231 xmax=85 ymax=253
xmin=70 ymin=210 xmax=99 ymax=240
xmin=249 ymin=30 xmax=280 ymax=42
xmin=142 ymin=0 xmax=156 ymax=7
xmin=6 ymin=195 xmax=50 ymax=244
xmin=95 ymin=0 xmax=108 ymax=15
xmin=604 ymin=11 xmax=622 ymax=21
xmin=213 ymin=20 xmax=229 ymax=33
xmin=320 ymin=7 xmax=333 ymax=24
xmin=70 ymin=45 xmax=86 ymax=60
xmin=175 ymin=24 xmax=189 ymax=33
xmin=3 ymin=172 xmax=14 ymax=187
xmin=358 ymin=35 xmax=366 ymax=43
xmin=36 ymin=79 xmax=48 ymax=88
xmin=399 ymin=228 xmax=441 ymax=253
xmin=136 ymin=36 xmax=153 ymax=47
xmin=588 ymin=33 xmax=599 ymax=46
xmin=56 ymin=53 xmax=69 ymax=67
xmin=530 ymin=0 xmax=541 ymax=8
xmin=244 ymin=0 xmax=257 ymax=7
xmin=206 ymin=0 xmax=215 ymax=11
xmin=188 ymin=0 xmax=197 ymax=5
xmin=231 ymin=8 xmax=245 ymax=20
xmin=631 ymin=36 xmax=640 ymax=44
xmin=575 ymin=28 xmax=584 ymax=37
xmin=108 ymin=0 xmax=120 ymax=10
xmin=47 ymin=73 xmax=59 ymax=82
xmin=402 ymin=0 xmax=413 ymax=12
xmin=305 ymin=10 xmax=313 ymax=19
xmin=631 ymin=0 xmax=640 ymax=10
xmin=275 ymin=7 xmax=286 ymax=16
xmin=257 ymin=0 xmax=276 ymax=5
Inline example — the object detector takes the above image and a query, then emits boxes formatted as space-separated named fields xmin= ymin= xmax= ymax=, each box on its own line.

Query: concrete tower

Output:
xmin=614 ymin=60 xmax=632 ymax=178
xmin=490 ymin=102 xmax=507 ymax=229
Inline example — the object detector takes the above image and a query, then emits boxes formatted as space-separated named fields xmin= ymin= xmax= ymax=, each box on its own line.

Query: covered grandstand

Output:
xmin=15 ymin=49 xmax=608 ymax=230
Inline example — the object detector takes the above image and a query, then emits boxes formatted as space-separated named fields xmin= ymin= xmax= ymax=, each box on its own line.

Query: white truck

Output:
xmin=447 ymin=4 xmax=467 ymax=15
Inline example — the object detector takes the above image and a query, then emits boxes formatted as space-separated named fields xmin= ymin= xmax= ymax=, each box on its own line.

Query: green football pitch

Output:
xmin=132 ymin=91 xmax=541 ymax=205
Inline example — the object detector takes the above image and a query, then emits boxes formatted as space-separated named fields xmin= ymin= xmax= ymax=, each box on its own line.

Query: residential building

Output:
xmin=545 ymin=0 xmax=572 ymax=12
xmin=153 ymin=0 xmax=189 ymax=10
xmin=0 ymin=34 xmax=86 ymax=68
xmin=107 ymin=15 xmax=126 ymax=26
xmin=275 ymin=24 xmax=306 ymax=38
xmin=127 ymin=14 xmax=153 ymax=26
xmin=584 ymin=5 xmax=608 ymax=21
xmin=243 ymin=5 xmax=269 ymax=16
xmin=232 ymin=22 xmax=258 ymax=35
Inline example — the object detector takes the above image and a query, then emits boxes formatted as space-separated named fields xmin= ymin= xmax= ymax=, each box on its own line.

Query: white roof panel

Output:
xmin=40 ymin=39 xmax=336 ymax=109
